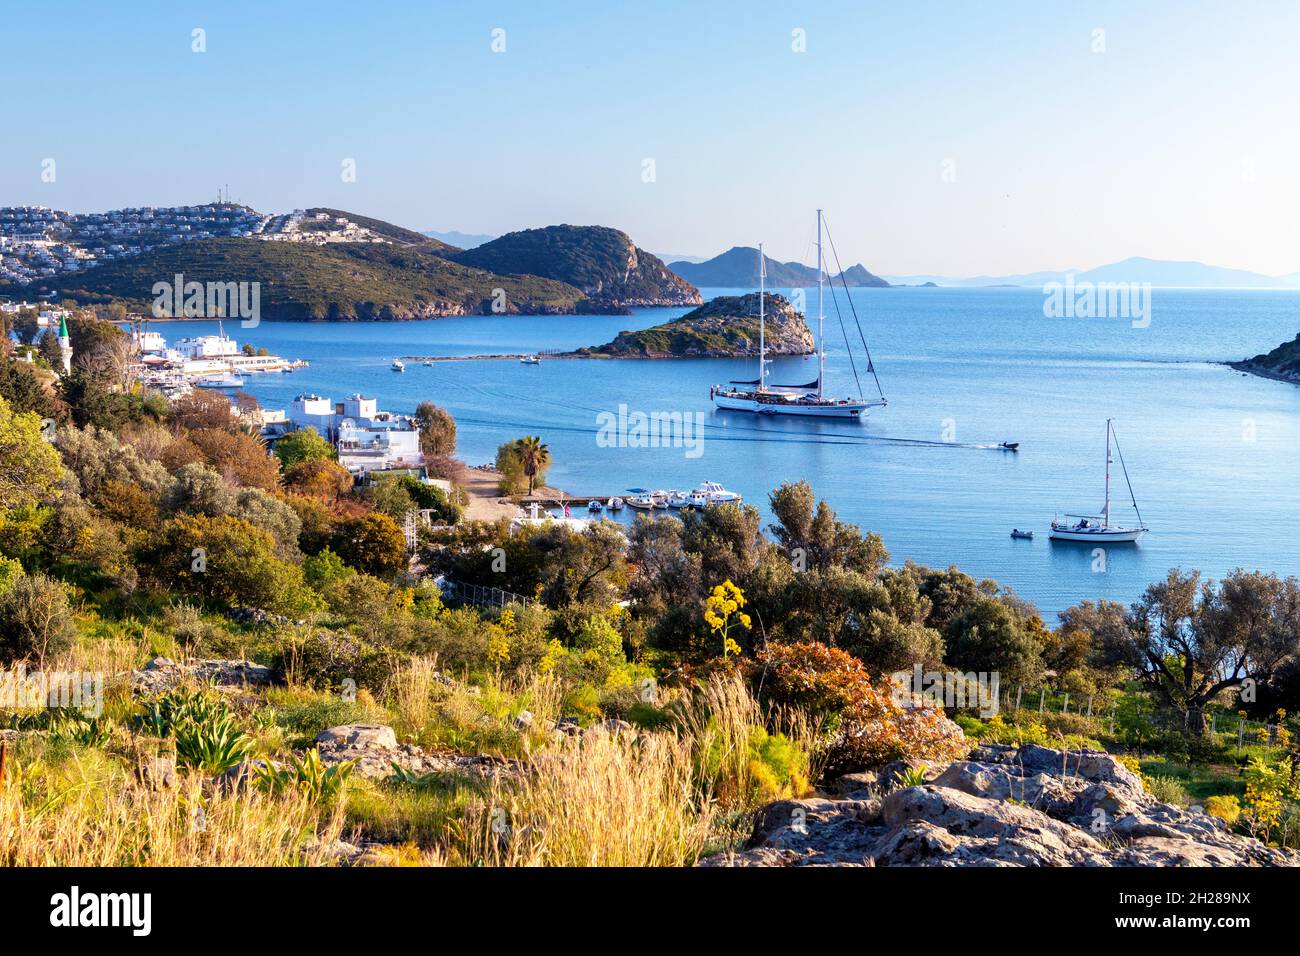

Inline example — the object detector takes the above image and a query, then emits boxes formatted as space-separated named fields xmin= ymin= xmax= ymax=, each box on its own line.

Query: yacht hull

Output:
xmin=712 ymin=394 xmax=871 ymax=418
xmin=1048 ymin=527 xmax=1145 ymax=543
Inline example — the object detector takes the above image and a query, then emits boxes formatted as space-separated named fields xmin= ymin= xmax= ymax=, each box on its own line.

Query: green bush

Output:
xmin=1146 ymin=775 xmax=1191 ymax=807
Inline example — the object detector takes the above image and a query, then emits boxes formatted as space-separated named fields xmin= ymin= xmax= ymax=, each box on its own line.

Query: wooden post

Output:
xmin=1015 ymin=685 xmax=1023 ymax=712
xmin=1062 ymin=693 xmax=1070 ymax=714
xmin=1109 ymin=709 xmax=1115 ymax=734
xmin=1237 ymin=718 xmax=1245 ymax=751
xmin=1086 ymin=695 xmax=1094 ymax=718
xmin=1039 ymin=688 xmax=1045 ymax=714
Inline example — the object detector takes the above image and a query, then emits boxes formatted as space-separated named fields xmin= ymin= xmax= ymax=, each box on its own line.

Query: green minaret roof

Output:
xmin=58 ymin=315 xmax=70 ymax=338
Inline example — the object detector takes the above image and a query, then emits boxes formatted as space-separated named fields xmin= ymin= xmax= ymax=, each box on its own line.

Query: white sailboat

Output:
xmin=710 ymin=210 xmax=886 ymax=419
xmin=1049 ymin=419 xmax=1148 ymax=543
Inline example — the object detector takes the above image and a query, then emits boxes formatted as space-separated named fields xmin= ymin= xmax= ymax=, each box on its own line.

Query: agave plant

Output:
xmin=897 ymin=764 xmax=928 ymax=789
xmin=174 ymin=713 xmax=253 ymax=775
xmin=254 ymin=748 xmax=354 ymax=804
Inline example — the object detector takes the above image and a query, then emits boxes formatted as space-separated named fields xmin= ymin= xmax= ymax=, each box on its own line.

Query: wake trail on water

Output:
xmin=454 ymin=383 xmax=1004 ymax=451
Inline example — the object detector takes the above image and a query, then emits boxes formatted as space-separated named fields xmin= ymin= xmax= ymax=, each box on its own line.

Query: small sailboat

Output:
xmin=1050 ymin=419 xmax=1147 ymax=543
xmin=391 ymin=358 xmax=405 ymax=372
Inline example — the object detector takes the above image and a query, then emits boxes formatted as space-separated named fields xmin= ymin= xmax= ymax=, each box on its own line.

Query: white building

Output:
xmin=273 ymin=393 xmax=424 ymax=476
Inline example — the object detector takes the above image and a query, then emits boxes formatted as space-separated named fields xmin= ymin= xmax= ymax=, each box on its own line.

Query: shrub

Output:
xmin=275 ymin=629 xmax=405 ymax=693
xmin=0 ymin=572 xmax=77 ymax=665
xmin=1204 ymin=794 xmax=1241 ymax=826
xmin=1146 ymin=775 xmax=1190 ymax=807
xmin=757 ymin=641 xmax=969 ymax=777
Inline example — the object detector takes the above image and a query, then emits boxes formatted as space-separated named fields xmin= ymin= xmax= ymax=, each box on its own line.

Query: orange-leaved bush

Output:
xmin=756 ymin=641 xmax=968 ymax=777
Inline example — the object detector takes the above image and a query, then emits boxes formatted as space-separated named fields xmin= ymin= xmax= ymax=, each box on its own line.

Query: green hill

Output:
xmin=15 ymin=238 xmax=584 ymax=320
xmin=449 ymin=225 xmax=702 ymax=311
xmin=576 ymin=292 xmax=814 ymax=358
xmin=306 ymin=208 xmax=458 ymax=251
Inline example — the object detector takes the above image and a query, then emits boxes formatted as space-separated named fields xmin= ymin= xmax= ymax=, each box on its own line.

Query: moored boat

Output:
xmin=391 ymin=358 xmax=405 ymax=371
xmin=1049 ymin=419 xmax=1147 ymax=543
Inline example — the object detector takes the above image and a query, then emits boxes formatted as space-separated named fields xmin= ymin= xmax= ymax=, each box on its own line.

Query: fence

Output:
xmin=438 ymin=578 xmax=530 ymax=610
xmin=1000 ymin=685 xmax=1288 ymax=753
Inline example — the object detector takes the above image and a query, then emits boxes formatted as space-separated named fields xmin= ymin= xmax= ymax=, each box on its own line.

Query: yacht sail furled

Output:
xmin=710 ymin=210 xmax=886 ymax=419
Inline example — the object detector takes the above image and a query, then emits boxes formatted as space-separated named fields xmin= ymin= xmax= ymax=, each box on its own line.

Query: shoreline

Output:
xmin=1223 ymin=360 xmax=1300 ymax=387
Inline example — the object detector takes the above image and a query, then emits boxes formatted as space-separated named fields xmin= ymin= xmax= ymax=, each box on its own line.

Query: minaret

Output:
xmin=58 ymin=315 xmax=73 ymax=375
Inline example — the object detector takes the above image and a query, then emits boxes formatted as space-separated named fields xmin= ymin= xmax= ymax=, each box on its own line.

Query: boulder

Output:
xmin=701 ymin=743 xmax=1300 ymax=868
xmin=313 ymin=723 xmax=516 ymax=781
xmin=132 ymin=657 xmax=275 ymax=695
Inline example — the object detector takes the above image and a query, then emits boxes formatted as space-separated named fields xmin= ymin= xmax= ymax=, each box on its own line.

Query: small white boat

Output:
xmin=520 ymin=355 xmax=541 ymax=365
xmin=665 ymin=491 xmax=692 ymax=509
xmin=391 ymin=358 xmax=405 ymax=371
xmin=625 ymin=488 xmax=668 ymax=511
xmin=587 ymin=500 xmax=603 ymax=513
xmin=1050 ymin=419 xmax=1147 ymax=543
xmin=1010 ymin=529 xmax=1034 ymax=540
xmin=195 ymin=373 xmax=245 ymax=389
xmin=607 ymin=497 xmax=624 ymax=511
xmin=423 ymin=360 xmax=434 ymax=367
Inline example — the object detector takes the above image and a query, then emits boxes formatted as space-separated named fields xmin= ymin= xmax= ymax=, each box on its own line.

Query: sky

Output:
xmin=3 ymin=0 xmax=1299 ymax=276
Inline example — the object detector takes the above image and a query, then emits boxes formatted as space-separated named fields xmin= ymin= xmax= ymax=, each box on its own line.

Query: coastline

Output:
xmin=1224 ymin=360 xmax=1300 ymax=387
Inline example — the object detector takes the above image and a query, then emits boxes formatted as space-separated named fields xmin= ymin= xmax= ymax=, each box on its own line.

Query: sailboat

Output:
xmin=1049 ymin=419 xmax=1148 ymax=543
xmin=710 ymin=210 xmax=887 ymax=419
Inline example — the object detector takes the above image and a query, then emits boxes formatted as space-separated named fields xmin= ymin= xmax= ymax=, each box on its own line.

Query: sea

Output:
xmin=153 ymin=286 xmax=1300 ymax=619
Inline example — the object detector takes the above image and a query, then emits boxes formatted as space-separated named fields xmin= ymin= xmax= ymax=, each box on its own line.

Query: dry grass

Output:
xmin=0 ymin=741 xmax=344 ymax=866
xmin=459 ymin=728 xmax=714 ymax=867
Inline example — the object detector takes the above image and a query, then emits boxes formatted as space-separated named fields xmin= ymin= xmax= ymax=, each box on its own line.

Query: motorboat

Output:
xmin=195 ymin=372 xmax=245 ymax=389
xmin=520 ymin=355 xmax=541 ymax=365
xmin=1010 ymin=529 xmax=1033 ymax=540
xmin=607 ymin=497 xmax=624 ymax=511
xmin=391 ymin=358 xmax=405 ymax=371
xmin=999 ymin=442 xmax=1020 ymax=451
xmin=587 ymin=500 xmax=603 ymax=513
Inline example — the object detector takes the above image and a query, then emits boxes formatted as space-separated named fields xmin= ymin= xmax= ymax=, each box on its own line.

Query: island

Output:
xmin=571 ymin=292 xmax=814 ymax=358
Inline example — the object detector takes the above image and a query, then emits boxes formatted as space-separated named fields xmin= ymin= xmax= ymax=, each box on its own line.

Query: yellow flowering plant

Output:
xmin=704 ymin=579 xmax=751 ymax=659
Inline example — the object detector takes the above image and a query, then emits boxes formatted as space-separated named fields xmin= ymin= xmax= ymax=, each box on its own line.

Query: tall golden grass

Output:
xmin=460 ymin=728 xmax=714 ymax=867
xmin=0 ymin=745 xmax=344 ymax=866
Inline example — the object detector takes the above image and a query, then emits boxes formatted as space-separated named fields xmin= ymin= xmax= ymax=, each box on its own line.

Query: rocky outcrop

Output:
xmin=132 ymin=657 xmax=275 ymax=695
xmin=578 ymin=293 xmax=814 ymax=358
xmin=702 ymin=743 xmax=1299 ymax=867
xmin=313 ymin=724 xmax=517 ymax=781
xmin=1231 ymin=332 xmax=1300 ymax=386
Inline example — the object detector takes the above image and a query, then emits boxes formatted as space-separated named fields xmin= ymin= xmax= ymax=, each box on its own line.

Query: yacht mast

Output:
xmin=758 ymin=243 xmax=766 ymax=394
xmin=816 ymin=209 xmax=824 ymax=400
xmin=1103 ymin=418 xmax=1112 ymax=529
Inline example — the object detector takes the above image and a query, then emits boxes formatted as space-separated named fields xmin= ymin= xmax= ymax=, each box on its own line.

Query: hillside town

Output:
xmin=0 ymin=203 xmax=394 ymax=285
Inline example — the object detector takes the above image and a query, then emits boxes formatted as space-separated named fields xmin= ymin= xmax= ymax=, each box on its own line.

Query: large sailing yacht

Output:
xmin=710 ymin=210 xmax=886 ymax=419
xmin=1049 ymin=419 xmax=1148 ymax=543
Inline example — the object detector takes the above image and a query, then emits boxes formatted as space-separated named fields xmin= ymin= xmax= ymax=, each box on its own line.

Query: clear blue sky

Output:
xmin=4 ymin=0 xmax=1298 ymax=275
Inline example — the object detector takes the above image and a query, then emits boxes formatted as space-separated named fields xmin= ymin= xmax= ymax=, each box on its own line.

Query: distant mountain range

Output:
xmin=884 ymin=257 xmax=1300 ymax=289
xmin=668 ymin=246 xmax=889 ymax=288
xmin=423 ymin=229 xmax=495 ymax=249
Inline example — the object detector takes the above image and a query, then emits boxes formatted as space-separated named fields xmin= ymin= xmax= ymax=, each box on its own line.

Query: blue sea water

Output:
xmin=157 ymin=287 xmax=1300 ymax=619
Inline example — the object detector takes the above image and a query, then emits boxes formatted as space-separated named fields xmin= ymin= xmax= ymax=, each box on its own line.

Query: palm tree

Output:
xmin=516 ymin=435 xmax=551 ymax=495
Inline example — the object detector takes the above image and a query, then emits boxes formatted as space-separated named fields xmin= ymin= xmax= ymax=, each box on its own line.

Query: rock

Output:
xmin=829 ymin=770 xmax=879 ymax=797
xmin=554 ymin=717 xmax=582 ymax=736
xmin=702 ymin=743 xmax=1300 ymax=868
xmin=132 ymin=657 xmax=276 ymax=695
xmin=138 ymin=754 xmax=178 ymax=791
xmin=513 ymin=710 xmax=534 ymax=729
xmin=313 ymin=723 xmax=516 ymax=781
